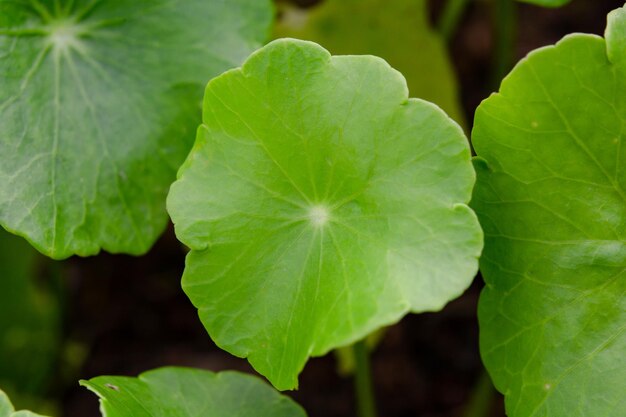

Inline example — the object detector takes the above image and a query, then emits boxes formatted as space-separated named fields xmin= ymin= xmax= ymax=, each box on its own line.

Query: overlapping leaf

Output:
xmin=0 ymin=0 xmax=272 ymax=259
xmin=472 ymin=6 xmax=626 ymax=416
xmin=81 ymin=367 xmax=306 ymax=417
xmin=168 ymin=39 xmax=482 ymax=390
xmin=273 ymin=0 xmax=465 ymax=126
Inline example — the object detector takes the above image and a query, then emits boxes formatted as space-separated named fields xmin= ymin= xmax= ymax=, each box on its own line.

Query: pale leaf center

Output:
xmin=48 ymin=22 xmax=81 ymax=50
xmin=308 ymin=204 xmax=330 ymax=227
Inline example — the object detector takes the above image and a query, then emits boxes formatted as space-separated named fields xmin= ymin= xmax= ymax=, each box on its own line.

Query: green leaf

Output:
xmin=0 ymin=230 xmax=60 ymax=408
xmin=0 ymin=389 xmax=47 ymax=417
xmin=168 ymin=39 xmax=482 ymax=390
xmin=472 ymin=6 xmax=626 ymax=417
xmin=273 ymin=0 xmax=465 ymax=126
xmin=0 ymin=0 xmax=272 ymax=259
xmin=517 ymin=0 xmax=571 ymax=7
xmin=80 ymin=367 xmax=307 ymax=417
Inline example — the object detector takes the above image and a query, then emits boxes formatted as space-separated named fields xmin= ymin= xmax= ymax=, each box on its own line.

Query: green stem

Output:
xmin=438 ymin=0 xmax=472 ymax=41
xmin=462 ymin=370 xmax=496 ymax=417
xmin=493 ymin=0 xmax=516 ymax=86
xmin=353 ymin=340 xmax=377 ymax=417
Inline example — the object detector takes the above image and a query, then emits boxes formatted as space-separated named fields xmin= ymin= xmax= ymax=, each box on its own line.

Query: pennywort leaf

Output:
xmin=0 ymin=0 xmax=272 ymax=259
xmin=472 ymin=5 xmax=626 ymax=417
xmin=0 ymin=389 xmax=47 ymax=417
xmin=167 ymin=39 xmax=483 ymax=390
xmin=81 ymin=367 xmax=307 ymax=417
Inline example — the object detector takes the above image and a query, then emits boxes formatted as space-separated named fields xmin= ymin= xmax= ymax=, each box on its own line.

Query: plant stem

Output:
xmin=462 ymin=370 xmax=496 ymax=417
xmin=493 ymin=0 xmax=516 ymax=86
xmin=353 ymin=340 xmax=377 ymax=417
xmin=438 ymin=0 xmax=472 ymax=42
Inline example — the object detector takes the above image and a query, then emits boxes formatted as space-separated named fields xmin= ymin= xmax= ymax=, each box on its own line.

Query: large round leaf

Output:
xmin=274 ymin=0 xmax=465 ymax=126
xmin=81 ymin=367 xmax=306 ymax=417
xmin=0 ymin=0 xmax=272 ymax=259
xmin=472 ymin=6 xmax=626 ymax=417
xmin=167 ymin=39 xmax=482 ymax=390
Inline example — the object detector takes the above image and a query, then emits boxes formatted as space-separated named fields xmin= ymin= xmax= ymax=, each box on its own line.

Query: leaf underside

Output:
xmin=0 ymin=0 xmax=272 ymax=259
xmin=273 ymin=0 xmax=465 ymax=126
xmin=168 ymin=38 xmax=482 ymax=390
xmin=472 ymin=6 xmax=626 ymax=417
xmin=81 ymin=367 xmax=307 ymax=417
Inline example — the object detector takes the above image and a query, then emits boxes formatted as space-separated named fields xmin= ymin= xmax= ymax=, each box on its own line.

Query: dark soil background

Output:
xmin=51 ymin=1 xmax=624 ymax=416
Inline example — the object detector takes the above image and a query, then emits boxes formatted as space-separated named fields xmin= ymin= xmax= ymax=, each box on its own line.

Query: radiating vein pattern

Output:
xmin=168 ymin=39 xmax=482 ymax=390
xmin=0 ymin=0 xmax=272 ymax=258
xmin=472 ymin=11 xmax=626 ymax=417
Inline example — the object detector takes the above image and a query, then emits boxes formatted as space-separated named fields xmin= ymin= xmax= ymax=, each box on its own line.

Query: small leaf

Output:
xmin=472 ymin=6 xmax=626 ymax=417
xmin=168 ymin=39 xmax=482 ymax=390
xmin=274 ymin=0 xmax=465 ymax=126
xmin=0 ymin=0 xmax=272 ymax=259
xmin=0 ymin=389 xmax=47 ymax=417
xmin=80 ymin=367 xmax=307 ymax=417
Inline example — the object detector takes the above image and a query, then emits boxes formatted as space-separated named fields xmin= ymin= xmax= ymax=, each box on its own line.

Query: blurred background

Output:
xmin=1 ymin=0 xmax=623 ymax=416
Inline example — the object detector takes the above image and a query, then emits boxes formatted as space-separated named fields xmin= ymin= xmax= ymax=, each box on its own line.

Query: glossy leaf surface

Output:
xmin=273 ymin=0 xmax=465 ymax=125
xmin=168 ymin=39 xmax=482 ymax=390
xmin=81 ymin=367 xmax=307 ymax=417
xmin=472 ymin=6 xmax=626 ymax=417
xmin=0 ymin=389 xmax=47 ymax=417
xmin=0 ymin=0 xmax=272 ymax=259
